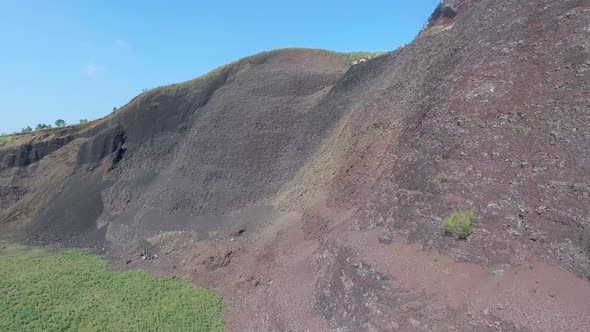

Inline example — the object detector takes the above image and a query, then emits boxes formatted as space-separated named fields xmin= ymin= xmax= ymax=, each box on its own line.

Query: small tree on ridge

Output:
xmin=55 ymin=119 xmax=66 ymax=128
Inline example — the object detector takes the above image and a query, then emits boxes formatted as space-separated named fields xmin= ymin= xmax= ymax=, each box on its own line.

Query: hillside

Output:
xmin=2 ymin=0 xmax=590 ymax=330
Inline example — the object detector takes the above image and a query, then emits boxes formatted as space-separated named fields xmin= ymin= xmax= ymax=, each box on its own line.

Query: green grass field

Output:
xmin=0 ymin=246 xmax=223 ymax=331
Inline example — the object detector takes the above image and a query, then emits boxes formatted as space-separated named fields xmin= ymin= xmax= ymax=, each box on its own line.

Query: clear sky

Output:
xmin=0 ymin=0 xmax=439 ymax=133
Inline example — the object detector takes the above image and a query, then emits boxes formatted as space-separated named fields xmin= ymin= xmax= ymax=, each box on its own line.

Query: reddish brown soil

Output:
xmin=2 ymin=0 xmax=590 ymax=330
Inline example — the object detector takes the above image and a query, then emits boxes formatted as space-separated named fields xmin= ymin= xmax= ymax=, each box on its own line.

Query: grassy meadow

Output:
xmin=0 ymin=245 xmax=223 ymax=331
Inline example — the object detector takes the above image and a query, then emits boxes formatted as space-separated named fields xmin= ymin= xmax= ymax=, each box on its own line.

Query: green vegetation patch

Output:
xmin=0 ymin=247 xmax=223 ymax=331
xmin=0 ymin=133 xmax=32 ymax=147
xmin=0 ymin=134 xmax=15 ymax=145
xmin=442 ymin=210 xmax=476 ymax=240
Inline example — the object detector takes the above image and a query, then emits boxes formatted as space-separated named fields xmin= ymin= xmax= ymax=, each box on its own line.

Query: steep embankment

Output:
xmin=1 ymin=0 xmax=590 ymax=330
xmin=0 ymin=49 xmax=361 ymax=244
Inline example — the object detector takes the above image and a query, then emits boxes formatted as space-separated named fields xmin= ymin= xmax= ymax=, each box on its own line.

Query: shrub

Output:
xmin=20 ymin=126 xmax=32 ymax=133
xmin=79 ymin=119 xmax=89 ymax=124
xmin=442 ymin=210 xmax=476 ymax=239
xmin=54 ymin=119 xmax=66 ymax=127
xmin=35 ymin=123 xmax=52 ymax=130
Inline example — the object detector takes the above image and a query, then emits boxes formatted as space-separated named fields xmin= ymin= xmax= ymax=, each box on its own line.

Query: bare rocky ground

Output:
xmin=2 ymin=0 xmax=590 ymax=331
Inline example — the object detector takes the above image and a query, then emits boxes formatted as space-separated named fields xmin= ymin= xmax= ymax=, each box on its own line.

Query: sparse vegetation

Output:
xmin=54 ymin=119 xmax=66 ymax=128
xmin=335 ymin=51 xmax=386 ymax=61
xmin=0 ymin=247 xmax=224 ymax=331
xmin=0 ymin=132 xmax=35 ymax=147
xmin=442 ymin=210 xmax=476 ymax=239
xmin=5 ymin=117 xmax=94 ymax=138
xmin=35 ymin=123 xmax=52 ymax=130
xmin=0 ymin=134 xmax=15 ymax=145
xmin=151 ymin=48 xmax=386 ymax=95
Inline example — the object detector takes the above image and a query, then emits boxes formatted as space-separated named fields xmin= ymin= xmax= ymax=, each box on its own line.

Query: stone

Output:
xmin=492 ymin=269 xmax=504 ymax=276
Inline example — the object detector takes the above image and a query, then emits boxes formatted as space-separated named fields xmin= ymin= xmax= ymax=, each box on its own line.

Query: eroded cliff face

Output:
xmin=1 ymin=0 xmax=590 ymax=330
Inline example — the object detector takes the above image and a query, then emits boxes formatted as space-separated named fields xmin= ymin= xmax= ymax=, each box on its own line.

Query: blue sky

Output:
xmin=0 ymin=1 xmax=438 ymax=133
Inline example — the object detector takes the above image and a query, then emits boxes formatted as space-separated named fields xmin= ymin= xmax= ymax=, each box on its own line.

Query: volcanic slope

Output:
xmin=0 ymin=48 xmax=363 ymax=245
xmin=2 ymin=0 xmax=590 ymax=330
